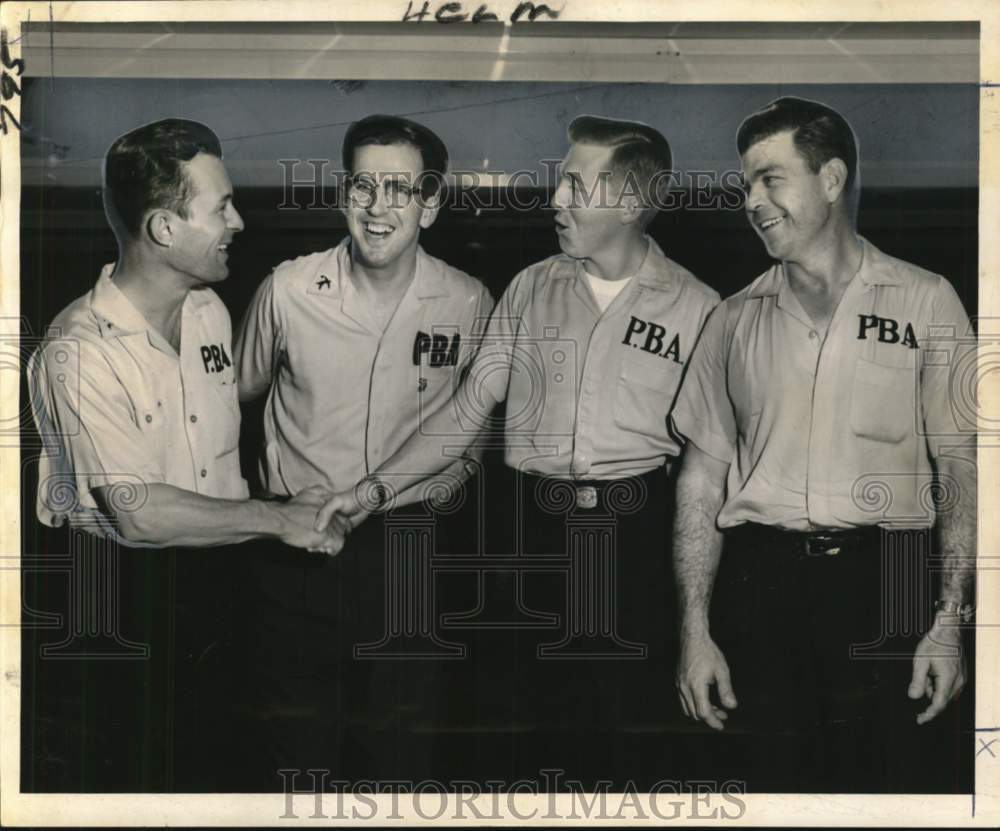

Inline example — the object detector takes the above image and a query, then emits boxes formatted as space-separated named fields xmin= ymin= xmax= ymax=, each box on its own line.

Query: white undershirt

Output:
xmin=585 ymin=270 xmax=633 ymax=312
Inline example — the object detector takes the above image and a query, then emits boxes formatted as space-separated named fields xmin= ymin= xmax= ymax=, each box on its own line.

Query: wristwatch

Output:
xmin=934 ymin=599 xmax=975 ymax=623
xmin=358 ymin=474 xmax=392 ymax=512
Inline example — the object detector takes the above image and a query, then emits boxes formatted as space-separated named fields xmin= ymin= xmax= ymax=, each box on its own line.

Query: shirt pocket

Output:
xmin=613 ymin=356 xmax=682 ymax=438
xmin=209 ymin=373 xmax=242 ymax=458
xmin=849 ymin=357 xmax=914 ymax=444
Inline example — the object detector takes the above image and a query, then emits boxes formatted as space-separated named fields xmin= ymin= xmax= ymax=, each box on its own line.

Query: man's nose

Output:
xmin=553 ymin=179 xmax=571 ymax=210
xmin=227 ymin=203 xmax=245 ymax=232
xmin=367 ymin=184 xmax=390 ymax=216
xmin=744 ymin=180 xmax=764 ymax=213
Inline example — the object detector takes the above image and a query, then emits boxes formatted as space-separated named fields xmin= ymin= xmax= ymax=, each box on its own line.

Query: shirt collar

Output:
xmin=91 ymin=264 xmax=148 ymax=338
xmin=327 ymin=238 xmax=450 ymax=300
xmin=855 ymin=237 xmax=905 ymax=287
xmin=635 ymin=237 xmax=683 ymax=293
xmin=91 ymin=263 xmax=212 ymax=340
xmin=413 ymin=245 xmax=450 ymax=299
xmin=556 ymin=236 xmax=681 ymax=293
xmin=747 ymin=236 xmax=904 ymax=300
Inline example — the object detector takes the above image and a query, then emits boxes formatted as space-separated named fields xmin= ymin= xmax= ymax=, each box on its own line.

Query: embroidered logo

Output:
xmin=622 ymin=316 xmax=682 ymax=363
xmin=200 ymin=343 xmax=233 ymax=374
xmin=412 ymin=331 xmax=460 ymax=367
xmin=857 ymin=314 xmax=919 ymax=349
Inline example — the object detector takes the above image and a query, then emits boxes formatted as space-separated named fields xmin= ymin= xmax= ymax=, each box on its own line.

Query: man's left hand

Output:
xmin=313 ymin=486 xmax=370 ymax=539
xmin=908 ymin=622 xmax=966 ymax=725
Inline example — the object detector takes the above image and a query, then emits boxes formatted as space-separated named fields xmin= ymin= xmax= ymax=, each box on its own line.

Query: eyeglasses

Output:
xmin=346 ymin=175 xmax=419 ymax=209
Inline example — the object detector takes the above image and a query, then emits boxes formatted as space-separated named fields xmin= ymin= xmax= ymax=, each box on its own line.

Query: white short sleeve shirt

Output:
xmin=672 ymin=238 xmax=975 ymax=530
xmin=29 ymin=265 xmax=249 ymax=537
xmin=233 ymin=238 xmax=494 ymax=504
xmin=458 ymin=237 xmax=720 ymax=480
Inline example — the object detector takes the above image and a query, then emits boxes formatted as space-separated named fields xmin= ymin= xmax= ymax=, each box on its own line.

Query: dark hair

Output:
xmin=567 ymin=115 xmax=673 ymax=226
xmin=737 ymin=96 xmax=859 ymax=195
xmin=342 ymin=114 xmax=449 ymax=199
xmin=102 ymin=119 xmax=223 ymax=239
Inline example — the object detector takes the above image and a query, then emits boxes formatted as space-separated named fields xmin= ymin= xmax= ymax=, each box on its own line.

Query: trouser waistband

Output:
xmin=515 ymin=467 xmax=668 ymax=512
xmin=725 ymin=522 xmax=891 ymax=558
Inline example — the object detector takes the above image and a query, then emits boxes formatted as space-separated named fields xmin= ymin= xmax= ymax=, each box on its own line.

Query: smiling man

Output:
xmin=316 ymin=115 xmax=719 ymax=774
xmin=670 ymin=97 xmax=976 ymax=791
xmin=31 ymin=120 xmax=342 ymax=550
xmin=233 ymin=114 xmax=493 ymax=781
xmin=26 ymin=119 xmax=345 ymax=790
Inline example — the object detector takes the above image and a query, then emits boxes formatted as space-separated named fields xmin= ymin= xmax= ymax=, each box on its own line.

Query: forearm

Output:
xmin=934 ymin=447 xmax=977 ymax=610
xmin=674 ymin=448 xmax=728 ymax=637
xmin=371 ymin=384 xmax=495 ymax=496
xmin=104 ymin=483 xmax=284 ymax=547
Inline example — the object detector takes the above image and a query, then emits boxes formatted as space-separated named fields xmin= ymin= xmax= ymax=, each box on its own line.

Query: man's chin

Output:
xmin=556 ymin=238 xmax=575 ymax=258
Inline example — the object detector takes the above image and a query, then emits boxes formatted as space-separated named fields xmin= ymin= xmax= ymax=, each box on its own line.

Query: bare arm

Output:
xmin=908 ymin=443 xmax=976 ymax=723
xmin=674 ymin=442 xmax=737 ymax=730
xmin=907 ymin=278 xmax=976 ymax=723
xmin=675 ymin=443 xmax=728 ymax=633
xmin=363 ymin=380 xmax=494 ymax=507
xmin=315 ymin=319 xmax=506 ymax=525
xmin=934 ymin=447 xmax=977 ymax=608
xmin=95 ymin=482 xmax=346 ymax=552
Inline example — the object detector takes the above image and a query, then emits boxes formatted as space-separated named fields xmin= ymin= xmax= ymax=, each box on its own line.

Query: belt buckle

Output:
xmin=575 ymin=485 xmax=598 ymax=510
xmin=805 ymin=536 xmax=841 ymax=557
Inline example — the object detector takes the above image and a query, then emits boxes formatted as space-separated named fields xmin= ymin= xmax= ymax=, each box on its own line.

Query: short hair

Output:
xmin=737 ymin=96 xmax=859 ymax=198
xmin=342 ymin=114 xmax=449 ymax=199
xmin=103 ymin=119 xmax=223 ymax=240
xmin=567 ymin=115 xmax=673 ymax=227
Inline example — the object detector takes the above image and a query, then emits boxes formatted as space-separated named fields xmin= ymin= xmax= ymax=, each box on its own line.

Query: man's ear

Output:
xmin=820 ymin=157 xmax=849 ymax=205
xmin=146 ymin=209 xmax=175 ymax=248
xmin=339 ymin=178 xmax=353 ymax=224
xmin=620 ymin=192 xmax=645 ymax=227
xmin=616 ymin=170 xmax=646 ymax=227
xmin=418 ymin=190 xmax=441 ymax=230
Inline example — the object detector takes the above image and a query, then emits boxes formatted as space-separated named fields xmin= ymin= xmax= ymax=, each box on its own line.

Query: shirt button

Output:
xmin=200 ymin=468 xmax=207 ymax=478
xmin=190 ymin=414 xmax=198 ymax=423
xmin=145 ymin=414 xmax=153 ymax=423
xmin=809 ymin=331 xmax=818 ymax=340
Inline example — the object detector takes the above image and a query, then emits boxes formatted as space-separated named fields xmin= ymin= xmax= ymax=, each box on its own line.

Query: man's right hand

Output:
xmin=676 ymin=629 xmax=738 ymax=730
xmin=275 ymin=485 xmax=351 ymax=554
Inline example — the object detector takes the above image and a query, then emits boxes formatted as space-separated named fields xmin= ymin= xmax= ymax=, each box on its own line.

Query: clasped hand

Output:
xmin=276 ymin=485 xmax=368 ymax=555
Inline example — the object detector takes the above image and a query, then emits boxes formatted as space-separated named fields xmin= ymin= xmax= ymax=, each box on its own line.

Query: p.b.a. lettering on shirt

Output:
xmin=200 ymin=342 xmax=233 ymax=373
xmin=412 ymin=331 xmax=461 ymax=367
xmin=857 ymin=314 xmax=919 ymax=349
xmin=622 ymin=315 xmax=683 ymax=363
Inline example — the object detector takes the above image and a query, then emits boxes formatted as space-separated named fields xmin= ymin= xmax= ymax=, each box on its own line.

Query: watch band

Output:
xmin=934 ymin=599 xmax=974 ymax=623
xmin=359 ymin=474 xmax=391 ymax=511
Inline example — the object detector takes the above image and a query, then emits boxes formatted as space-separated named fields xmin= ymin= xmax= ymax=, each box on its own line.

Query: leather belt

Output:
xmin=729 ymin=523 xmax=883 ymax=558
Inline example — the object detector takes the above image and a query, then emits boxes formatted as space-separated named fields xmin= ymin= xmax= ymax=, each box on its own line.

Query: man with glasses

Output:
xmin=233 ymin=114 xmax=493 ymax=783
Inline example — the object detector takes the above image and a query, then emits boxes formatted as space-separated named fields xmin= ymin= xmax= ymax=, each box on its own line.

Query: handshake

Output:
xmin=271 ymin=464 xmax=468 ymax=554
xmin=271 ymin=483 xmax=371 ymax=556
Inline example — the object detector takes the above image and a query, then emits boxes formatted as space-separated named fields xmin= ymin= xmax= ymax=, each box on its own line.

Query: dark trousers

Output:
xmin=703 ymin=523 xmax=974 ymax=793
xmin=515 ymin=466 xmax=678 ymax=723
xmin=238 ymin=500 xmax=454 ymax=788
xmin=21 ymin=528 xmax=241 ymax=792
xmin=427 ymin=465 xmax=683 ymax=787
